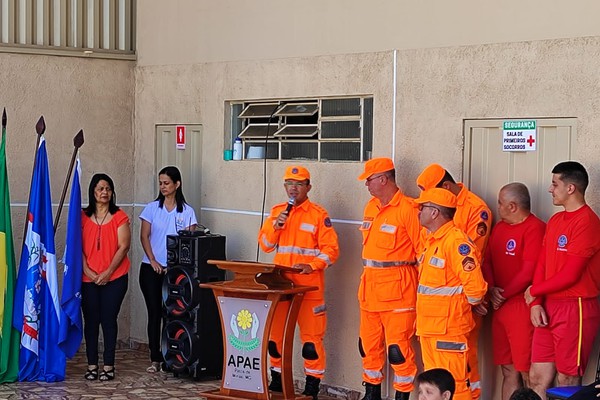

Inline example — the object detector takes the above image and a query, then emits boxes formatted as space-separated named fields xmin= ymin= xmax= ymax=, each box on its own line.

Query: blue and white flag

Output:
xmin=58 ymin=156 xmax=83 ymax=358
xmin=13 ymin=137 xmax=65 ymax=382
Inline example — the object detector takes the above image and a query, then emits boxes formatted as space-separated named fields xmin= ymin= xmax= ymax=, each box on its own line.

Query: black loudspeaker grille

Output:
xmin=162 ymin=319 xmax=200 ymax=372
xmin=163 ymin=266 xmax=200 ymax=315
xmin=162 ymin=234 xmax=226 ymax=379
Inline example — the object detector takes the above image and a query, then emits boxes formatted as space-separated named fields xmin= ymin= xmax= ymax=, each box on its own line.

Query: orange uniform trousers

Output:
xmin=467 ymin=315 xmax=482 ymax=399
xmin=421 ymin=335 xmax=472 ymax=400
xmin=269 ymin=298 xmax=327 ymax=379
xmin=359 ymin=308 xmax=416 ymax=392
xmin=454 ymin=184 xmax=491 ymax=400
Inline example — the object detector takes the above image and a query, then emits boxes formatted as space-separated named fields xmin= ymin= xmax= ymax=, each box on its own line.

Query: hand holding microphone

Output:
xmin=276 ymin=197 xmax=296 ymax=228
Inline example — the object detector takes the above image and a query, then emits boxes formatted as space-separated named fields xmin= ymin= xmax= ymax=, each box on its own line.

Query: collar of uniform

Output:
xmin=431 ymin=219 xmax=456 ymax=240
xmin=456 ymin=183 xmax=468 ymax=206
xmin=295 ymin=198 xmax=312 ymax=211
xmin=376 ymin=188 xmax=403 ymax=208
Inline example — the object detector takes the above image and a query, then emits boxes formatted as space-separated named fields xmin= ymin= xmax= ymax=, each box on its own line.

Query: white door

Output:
xmin=464 ymin=118 xmax=577 ymax=223
xmin=463 ymin=118 xmax=577 ymax=400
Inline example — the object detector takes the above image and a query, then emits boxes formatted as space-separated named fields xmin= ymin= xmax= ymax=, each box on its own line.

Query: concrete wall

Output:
xmin=136 ymin=0 xmax=600 ymax=65
xmin=133 ymin=35 xmax=600 ymax=399
xmin=1 ymin=52 xmax=135 ymax=343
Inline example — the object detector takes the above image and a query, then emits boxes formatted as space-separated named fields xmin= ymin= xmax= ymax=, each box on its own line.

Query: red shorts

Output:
xmin=492 ymin=297 xmax=533 ymax=371
xmin=531 ymin=297 xmax=600 ymax=376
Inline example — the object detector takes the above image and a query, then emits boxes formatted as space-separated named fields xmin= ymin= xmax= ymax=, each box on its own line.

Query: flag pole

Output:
xmin=21 ymin=116 xmax=45 ymax=249
xmin=54 ymin=129 xmax=84 ymax=233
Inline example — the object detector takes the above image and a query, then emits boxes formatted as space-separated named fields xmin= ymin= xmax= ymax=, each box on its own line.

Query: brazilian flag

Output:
xmin=0 ymin=109 xmax=19 ymax=382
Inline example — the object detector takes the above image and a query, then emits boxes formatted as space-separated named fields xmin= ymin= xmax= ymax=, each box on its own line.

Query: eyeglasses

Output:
xmin=366 ymin=174 xmax=385 ymax=183
xmin=284 ymin=181 xmax=308 ymax=187
xmin=95 ymin=186 xmax=113 ymax=193
xmin=418 ymin=204 xmax=440 ymax=212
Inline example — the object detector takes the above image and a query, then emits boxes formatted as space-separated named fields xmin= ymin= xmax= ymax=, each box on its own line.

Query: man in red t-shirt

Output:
xmin=525 ymin=161 xmax=600 ymax=399
xmin=482 ymin=183 xmax=545 ymax=400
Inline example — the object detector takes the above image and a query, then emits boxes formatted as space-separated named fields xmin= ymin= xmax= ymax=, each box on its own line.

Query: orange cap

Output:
xmin=283 ymin=166 xmax=310 ymax=181
xmin=358 ymin=157 xmax=395 ymax=180
xmin=416 ymin=163 xmax=446 ymax=190
xmin=414 ymin=188 xmax=457 ymax=208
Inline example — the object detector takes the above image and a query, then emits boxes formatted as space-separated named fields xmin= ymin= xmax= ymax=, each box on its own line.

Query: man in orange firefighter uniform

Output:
xmin=415 ymin=188 xmax=488 ymax=400
xmin=258 ymin=165 xmax=339 ymax=400
xmin=357 ymin=158 xmax=422 ymax=400
xmin=417 ymin=164 xmax=492 ymax=400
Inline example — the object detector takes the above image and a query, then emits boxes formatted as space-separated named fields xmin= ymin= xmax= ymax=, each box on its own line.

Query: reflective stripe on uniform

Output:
xmin=392 ymin=307 xmax=415 ymax=313
xmin=470 ymin=381 xmax=481 ymax=391
xmin=394 ymin=374 xmax=415 ymax=384
xmin=418 ymin=284 xmax=463 ymax=296
xmin=436 ymin=341 xmax=467 ymax=351
xmin=261 ymin=235 xmax=277 ymax=249
xmin=364 ymin=369 xmax=383 ymax=379
xmin=313 ymin=304 xmax=327 ymax=314
xmin=467 ymin=295 xmax=483 ymax=305
xmin=278 ymin=246 xmax=333 ymax=265
xmin=305 ymin=367 xmax=325 ymax=375
xmin=363 ymin=259 xmax=417 ymax=268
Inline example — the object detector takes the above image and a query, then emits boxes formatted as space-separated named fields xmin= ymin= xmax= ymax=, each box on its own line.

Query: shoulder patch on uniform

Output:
xmin=458 ymin=243 xmax=471 ymax=256
xmin=476 ymin=222 xmax=487 ymax=237
xmin=324 ymin=217 xmax=332 ymax=227
xmin=480 ymin=211 xmax=489 ymax=221
xmin=462 ymin=256 xmax=476 ymax=272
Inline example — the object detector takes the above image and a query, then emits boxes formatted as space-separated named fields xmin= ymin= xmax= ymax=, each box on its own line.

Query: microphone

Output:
xmin=278 ymin=197 xmax=296 ymax=227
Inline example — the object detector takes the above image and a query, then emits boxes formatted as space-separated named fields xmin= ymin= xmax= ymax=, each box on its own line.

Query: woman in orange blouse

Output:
xmin=81 ymin=174 xmax=131 ymax=382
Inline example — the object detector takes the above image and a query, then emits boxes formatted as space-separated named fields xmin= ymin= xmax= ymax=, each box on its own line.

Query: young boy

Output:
xmin=417 ymin=369 xmax=455 ymax=400
xmin=509 ymin=388 xmax=542 ymax=400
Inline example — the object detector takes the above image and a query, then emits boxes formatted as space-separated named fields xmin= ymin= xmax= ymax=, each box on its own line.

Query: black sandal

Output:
xmin=99 ymin=367 xmax=115 ymax=381
xmin=84 ymin=366 xmax=98 ymax=381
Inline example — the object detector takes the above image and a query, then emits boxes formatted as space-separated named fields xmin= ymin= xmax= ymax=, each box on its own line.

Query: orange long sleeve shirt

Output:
xmin=258 ymin=198 xmax=339 ymax=301
xmin=416 ymin=221 xmax=488 ymax=337
xmin=454 ymin=183 xmax=492 ymax=255
xmin=358 ymin=189 xmax=422 ymax=312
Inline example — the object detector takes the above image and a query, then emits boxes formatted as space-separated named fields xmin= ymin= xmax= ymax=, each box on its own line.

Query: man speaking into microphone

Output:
xmin=258 ymin=165 xmax=339 ymax=399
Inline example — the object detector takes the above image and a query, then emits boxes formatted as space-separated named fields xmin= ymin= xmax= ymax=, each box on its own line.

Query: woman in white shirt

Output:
xmin=139 ymin=166 xmax=197 ymax=373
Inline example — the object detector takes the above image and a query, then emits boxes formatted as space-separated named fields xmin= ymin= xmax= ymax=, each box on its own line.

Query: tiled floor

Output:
xmin=0 ymin=350 xmax=220 ymax=399
xmin=0 ymin=350 xmax=344 ymax=399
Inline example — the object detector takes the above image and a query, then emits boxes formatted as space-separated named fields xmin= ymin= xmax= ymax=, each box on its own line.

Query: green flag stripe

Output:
xmin=0 ymin=123 xmax=20 ymax=382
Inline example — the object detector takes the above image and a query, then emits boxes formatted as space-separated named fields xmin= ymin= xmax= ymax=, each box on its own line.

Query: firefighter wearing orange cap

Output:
xmin=357 ymin=158 xmax=422 ymax=400
xmin=258 ymin=165 xmax=339 ymax=400
xmin=415 ymin=188 xmax=488 ymax=400
xmin=416 ymin=164 xmax=492 ymax=399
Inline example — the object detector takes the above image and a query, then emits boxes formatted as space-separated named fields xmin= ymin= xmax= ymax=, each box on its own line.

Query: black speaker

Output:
xmin=161 ymin=234 xmax=226 ymax=379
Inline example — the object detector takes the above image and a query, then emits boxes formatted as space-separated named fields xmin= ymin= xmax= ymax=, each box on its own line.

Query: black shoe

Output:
xmin=302 ymin=375 xmax=321 ymax=399
xmin=395 ymin=391 xmax=411 ymax=400
xmin=361 ymin=382 xmax=382 ymax=400
xmin=268 ymin=370 xmax=282 ymax=392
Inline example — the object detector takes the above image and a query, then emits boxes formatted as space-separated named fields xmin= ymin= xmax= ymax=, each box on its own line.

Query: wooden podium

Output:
xmin=199 ymin=260 xmax=317 ymax=400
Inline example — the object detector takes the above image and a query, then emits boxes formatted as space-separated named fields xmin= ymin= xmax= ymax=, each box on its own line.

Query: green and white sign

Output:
xmin=502 ymin=120 xmax=537 ymax=152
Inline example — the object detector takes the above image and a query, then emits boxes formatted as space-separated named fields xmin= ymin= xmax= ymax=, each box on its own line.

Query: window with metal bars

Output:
xmin=228 ymin=97 xmax=373 ymax=162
